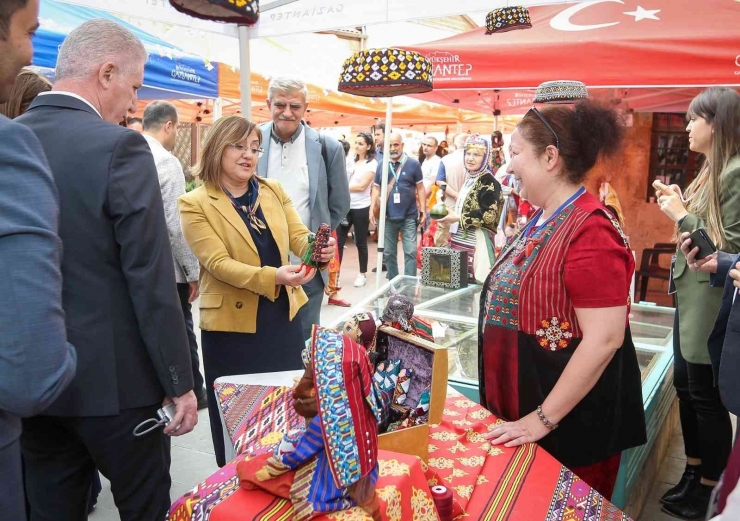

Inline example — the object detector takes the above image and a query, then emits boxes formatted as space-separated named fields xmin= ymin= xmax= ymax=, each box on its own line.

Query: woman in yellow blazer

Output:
xmin=178 ymin=116 xmax=335 ymax=466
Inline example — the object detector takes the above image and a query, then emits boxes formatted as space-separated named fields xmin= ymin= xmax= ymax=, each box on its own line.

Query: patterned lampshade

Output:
xmin=338 ymin=48 xmax=433 ymax=98
xmin=168 ymin=0 xmax=259 ymax=25
xmin=485 ymin=6 xmax=532 ymax=34
xmin=534 ymin=80 xmax=589 ymax=104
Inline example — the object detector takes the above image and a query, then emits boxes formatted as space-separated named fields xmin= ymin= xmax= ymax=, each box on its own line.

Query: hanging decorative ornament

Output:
xmin=485 ymin=6 xmax=532 ymax=34
xmin=168 ymin=0 xmax=259 ymax=25
xmin=338 ymin=47 xmax=433 ymax=98
xmin=533 ymin=80 xmax=589 ymax=104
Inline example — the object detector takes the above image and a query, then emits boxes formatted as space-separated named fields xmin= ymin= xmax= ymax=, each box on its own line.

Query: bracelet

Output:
xmin=536 ymin=405 xmax=558 ymax=431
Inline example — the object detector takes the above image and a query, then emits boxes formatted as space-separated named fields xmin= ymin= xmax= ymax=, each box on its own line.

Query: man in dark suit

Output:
xmin=0 ymin=2 xmax=77 ymax=519
xmin=18 ymin=19 xmax=197 ymax=521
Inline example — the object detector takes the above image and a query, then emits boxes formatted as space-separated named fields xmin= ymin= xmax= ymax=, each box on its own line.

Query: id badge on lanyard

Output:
xmin=393 ymin=192 xmax=401 ymax=204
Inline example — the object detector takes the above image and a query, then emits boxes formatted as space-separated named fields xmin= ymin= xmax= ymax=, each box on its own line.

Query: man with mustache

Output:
xmin=258 ymin=77 xmax=350 ymax=341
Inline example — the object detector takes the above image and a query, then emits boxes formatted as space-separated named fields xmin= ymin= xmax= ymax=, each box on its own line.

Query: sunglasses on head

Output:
xmin=527 ymin=107 xmax=560 ymax=150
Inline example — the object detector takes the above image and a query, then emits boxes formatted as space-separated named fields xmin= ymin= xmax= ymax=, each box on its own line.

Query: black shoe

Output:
xmin=661 ymin=483 xmax=713 ymax=520
xmin=196 ymin=392 xmax=208 ymax=410
xmin=661 ymin=464 xmax=700 ymax=505
xmin=372 ymin=264 xmax=387 ymax=273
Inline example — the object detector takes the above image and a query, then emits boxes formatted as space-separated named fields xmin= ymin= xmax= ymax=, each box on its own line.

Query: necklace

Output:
xmin=512 ymin=186 xmax=585 ymax=266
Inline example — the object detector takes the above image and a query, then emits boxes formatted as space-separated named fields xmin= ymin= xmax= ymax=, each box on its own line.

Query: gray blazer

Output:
xmin=143 ymin=134 xmax=199 ymax=284
xmin=0 ymin=115 xmax=76 ymax=450
xmin=257 ymin=122 xmax=349 ymax=232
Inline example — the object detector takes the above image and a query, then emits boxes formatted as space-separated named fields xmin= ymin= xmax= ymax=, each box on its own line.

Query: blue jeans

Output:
xmin=384 ymin=218 xmax=418 ymax=280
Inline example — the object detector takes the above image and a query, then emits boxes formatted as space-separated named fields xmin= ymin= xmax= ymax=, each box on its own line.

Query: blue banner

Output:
xmin=34 ymin=0 xmax=218 ymax=99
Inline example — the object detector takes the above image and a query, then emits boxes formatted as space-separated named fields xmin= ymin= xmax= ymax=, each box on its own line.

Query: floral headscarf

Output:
xmin=464 ymin=134 xmax=493 ymax=178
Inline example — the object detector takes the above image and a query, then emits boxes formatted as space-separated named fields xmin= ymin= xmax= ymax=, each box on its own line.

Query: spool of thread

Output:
xmin=430 ymin=485 xmax=453 ymax=521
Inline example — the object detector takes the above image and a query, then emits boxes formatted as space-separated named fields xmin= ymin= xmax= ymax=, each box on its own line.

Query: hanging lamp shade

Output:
xmin=533 ymin=80 xmax=589 ymax=104
xmin=338 ymin=48 xmax=433 ymax=98
xmin=168 ymin=0 xmax=259 ymax=25
xmin=485 ymin=6 xmax=532 ymax=34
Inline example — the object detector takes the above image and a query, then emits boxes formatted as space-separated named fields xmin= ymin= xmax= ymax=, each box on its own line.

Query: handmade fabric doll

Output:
xmin=342 ymin=312 xmax=378 ymax=352
xmin=380 ymin=295 xmax=435 ymax=343
xmin=238 ymin=326 xmax=382 ymax=521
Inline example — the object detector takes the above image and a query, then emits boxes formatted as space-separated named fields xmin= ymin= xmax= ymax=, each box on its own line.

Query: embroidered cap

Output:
xmin=168 ymin=0 xmax=259 ymax=24
xmin=485 ymin=6 xmax=532 ymax=34
xmin=534 ymin=80 xmax=589 ymax=104
xmin=338 ymin=48 xmax=433 ymax=97
xmin=311 ymin=326 xmax=380 ymax=489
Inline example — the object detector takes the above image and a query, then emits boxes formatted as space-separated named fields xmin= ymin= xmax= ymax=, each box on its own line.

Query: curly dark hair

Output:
xmin=517 ymin=100 xmax=625 ymax=184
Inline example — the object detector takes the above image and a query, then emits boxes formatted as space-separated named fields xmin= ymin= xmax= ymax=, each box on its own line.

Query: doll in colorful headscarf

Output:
xmin=238 ymin=326 xmax=382 ymax=521
xmin=434 ymin=134 xmax=504 ymax=283
xmin=380 ymin=294 xmax=434 ymax=342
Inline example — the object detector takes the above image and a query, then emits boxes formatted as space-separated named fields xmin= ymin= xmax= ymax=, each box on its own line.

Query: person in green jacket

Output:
xmin=654 ymin=87 xmax=740 ymax=520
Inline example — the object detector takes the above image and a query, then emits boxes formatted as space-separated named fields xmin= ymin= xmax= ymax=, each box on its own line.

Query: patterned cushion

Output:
xmin=374 ymin=358 xmax=402 ymax=394
xmin=215 ymin=382 xmax=304 ymax=459
xmin=393 ymin=367 xmax=414 ymax=405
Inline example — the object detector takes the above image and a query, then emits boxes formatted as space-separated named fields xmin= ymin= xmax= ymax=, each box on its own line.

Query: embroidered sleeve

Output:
xmin=280 ymin=416 xmax=325 ymax=469
xmin=565 ymin=214 xmax=633 ymax=308
xmin=460 ymin=175 xmax=504 ymax=233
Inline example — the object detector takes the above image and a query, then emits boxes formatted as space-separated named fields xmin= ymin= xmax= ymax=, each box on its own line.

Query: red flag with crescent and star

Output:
xmin=407 ymin=0 xmax=740 ymax=114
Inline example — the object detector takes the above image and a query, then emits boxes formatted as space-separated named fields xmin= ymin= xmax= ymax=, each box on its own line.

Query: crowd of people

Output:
xmin=2 ymin=1 xmax=740 ymax=521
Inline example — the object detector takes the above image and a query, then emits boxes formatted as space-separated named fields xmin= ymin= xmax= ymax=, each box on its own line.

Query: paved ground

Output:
xmin=86 ymin=236 xmax=691 ymax=520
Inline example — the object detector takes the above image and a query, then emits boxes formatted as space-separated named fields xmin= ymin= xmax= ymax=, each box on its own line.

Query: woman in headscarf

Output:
xmin=435 ymin=134 xmax=504 ymax=283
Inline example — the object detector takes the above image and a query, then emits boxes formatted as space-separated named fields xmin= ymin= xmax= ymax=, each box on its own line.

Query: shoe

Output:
xmin=354 ymin=274 xmax=367 ymax=287
xmin=661 ymin=464 xmax=700 ymax=505
xmin=196 ymin=392 xmax=208 ymax=410
xmin=661 ymin=483 xmax=713 ymax=520
xmin=372 ymin=265 xmax=387 ymax=273
xmin=328 ymin=297 xmax=352 ymax=307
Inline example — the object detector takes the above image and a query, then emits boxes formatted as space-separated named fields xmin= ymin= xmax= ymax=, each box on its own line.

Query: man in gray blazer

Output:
xmin=257 ymin=77 xmax=350 ymax=341
xmin=0 ymin=1 xmax=77 ymax=519
xmin=142 ymin=100 xmax=207 ymax=409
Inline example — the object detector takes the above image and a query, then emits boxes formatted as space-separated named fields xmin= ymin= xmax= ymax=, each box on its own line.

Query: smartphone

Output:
xmin=688 ymin=228 xmax=717 ymax=260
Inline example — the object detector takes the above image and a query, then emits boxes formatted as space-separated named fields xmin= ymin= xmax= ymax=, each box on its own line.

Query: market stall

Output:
xmin=325 ymin=276 xmax=676 ymax=513
xmin=34 ymin=0 xmax=218 ymax=100
xmin=405 ymin=0 xmax=740 ymax=115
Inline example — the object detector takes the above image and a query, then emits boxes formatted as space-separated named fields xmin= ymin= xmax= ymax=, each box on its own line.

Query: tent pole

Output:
xmin=376 ymin=98 xmax=393 ymax=288
xmin=238 ymin=25 xmax=252 ymax=117
xmin=213 ymin=98 xmax=223 ymax=121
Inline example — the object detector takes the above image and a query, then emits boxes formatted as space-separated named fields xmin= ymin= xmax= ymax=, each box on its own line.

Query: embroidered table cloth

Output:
xmin=169 ymin=384 xmax=632 ymax=520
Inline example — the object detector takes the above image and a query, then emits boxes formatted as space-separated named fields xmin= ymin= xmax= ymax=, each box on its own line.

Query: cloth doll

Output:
xmin=238 ymin=326 xmax=382 ymax=521
xmin=380 ymin=295 xmax=435 ymax=343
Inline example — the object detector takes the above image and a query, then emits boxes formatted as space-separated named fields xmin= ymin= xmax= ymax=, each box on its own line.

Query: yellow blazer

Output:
xmin=178 ymin=178 xmax=311 ymax=333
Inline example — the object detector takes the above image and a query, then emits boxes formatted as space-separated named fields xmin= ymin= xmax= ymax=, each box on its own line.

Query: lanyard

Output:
xmin=523 ymin=186 xmax=585 ymax=238
xmin=388 ymin=154 xmax=407 ymax=192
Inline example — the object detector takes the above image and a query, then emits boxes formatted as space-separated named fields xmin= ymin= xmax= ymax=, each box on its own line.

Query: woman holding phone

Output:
xmin=654 ymin=87 xmax=740 ymax=520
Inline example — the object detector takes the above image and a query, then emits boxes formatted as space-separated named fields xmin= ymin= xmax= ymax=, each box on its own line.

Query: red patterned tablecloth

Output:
xmin=169 ymin=389 xmax=632 ymax=521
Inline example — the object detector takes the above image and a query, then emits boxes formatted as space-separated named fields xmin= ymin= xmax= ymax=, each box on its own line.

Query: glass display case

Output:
xmin=332 ymin=275 xmax=676 ymax=510
xmin=333 ymin=276 xmax=675 ymax=393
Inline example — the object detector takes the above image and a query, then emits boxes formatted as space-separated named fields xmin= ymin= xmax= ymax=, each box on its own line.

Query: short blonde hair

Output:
xmin=192 ymin=116 xmax=262 ymax=186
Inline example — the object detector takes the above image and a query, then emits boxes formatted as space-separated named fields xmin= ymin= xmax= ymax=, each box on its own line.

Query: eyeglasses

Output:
xmin=527 ymin=107 xmax=560 ymax=150
xmin=227 ymin=143 xmax=264 ymax=157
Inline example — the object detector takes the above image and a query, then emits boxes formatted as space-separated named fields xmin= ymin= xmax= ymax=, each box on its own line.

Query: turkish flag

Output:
xmin=407 ymin=0 xmax=740 ymax=114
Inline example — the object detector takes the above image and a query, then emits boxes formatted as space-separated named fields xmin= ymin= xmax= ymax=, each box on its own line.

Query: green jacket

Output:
xmin=674 ymin=156 xmax=740 ymax=364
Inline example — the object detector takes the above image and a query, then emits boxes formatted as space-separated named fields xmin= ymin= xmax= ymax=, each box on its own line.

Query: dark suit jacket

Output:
xmin=0 ymin=114 xmax=77 ymax=447
xmin=18 ymin=94 xmax=193 ymax=416
xmin=707 ymin=251 xmax=740 ymax=415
